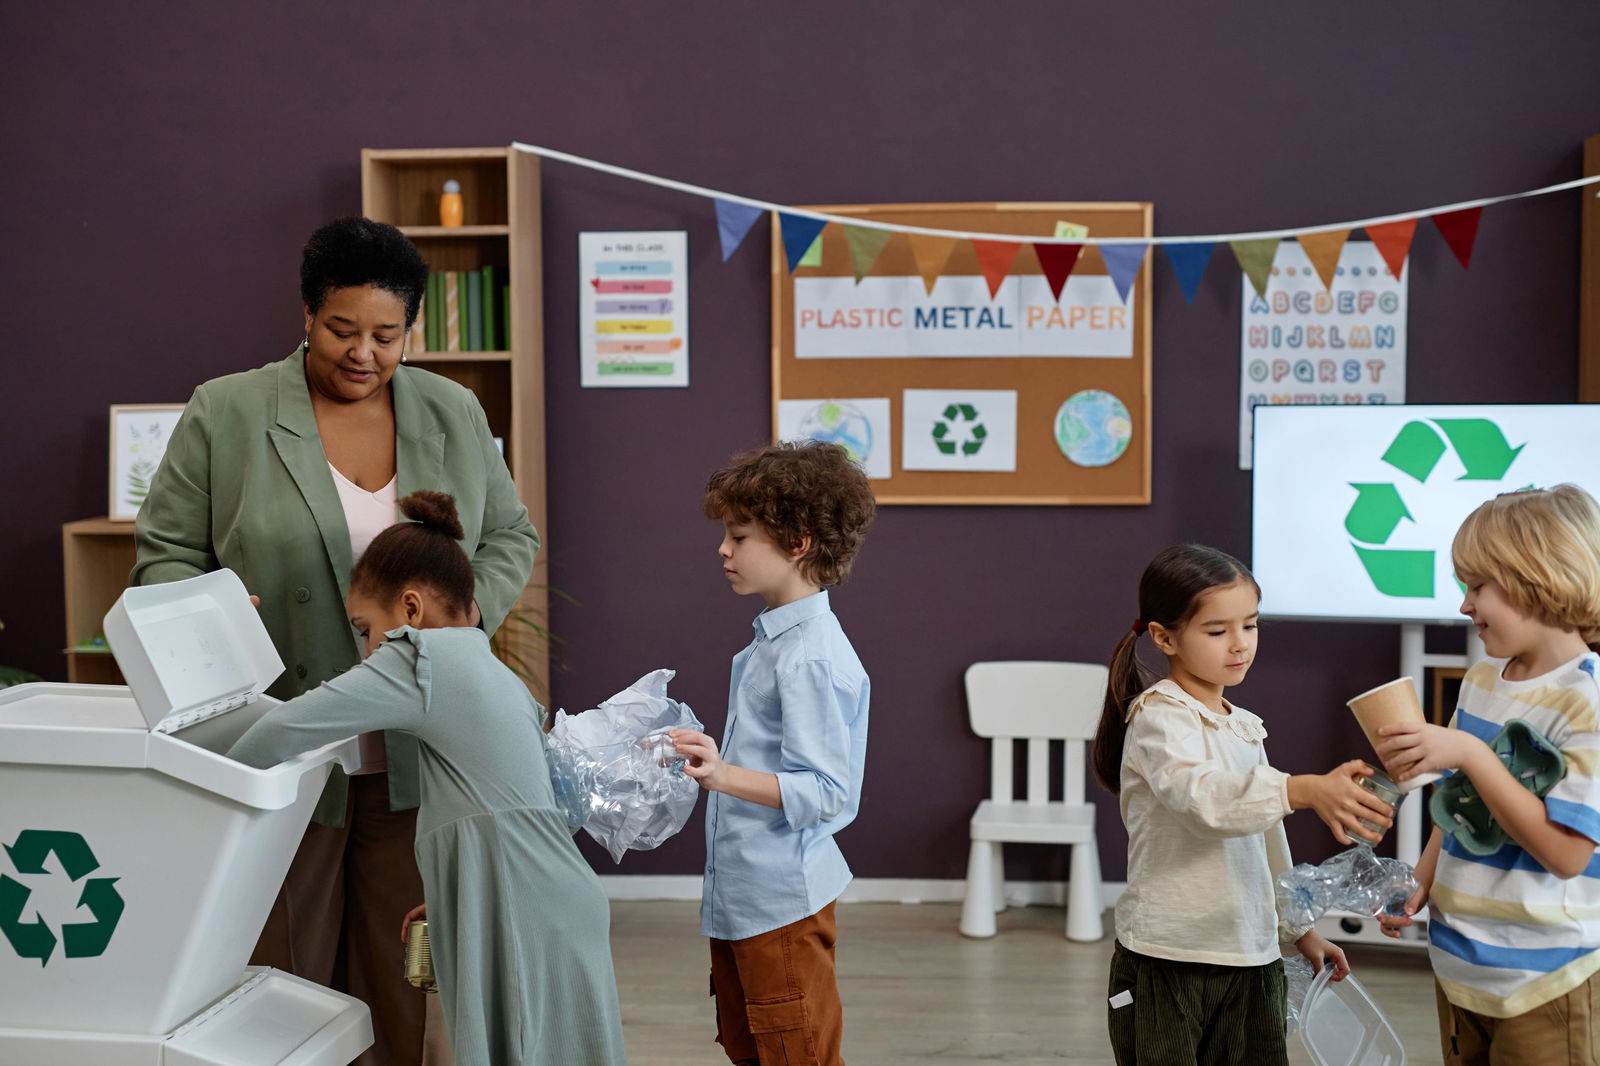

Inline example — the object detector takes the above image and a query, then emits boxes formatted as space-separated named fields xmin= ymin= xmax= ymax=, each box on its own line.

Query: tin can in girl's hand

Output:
xmin=405 ymin=919 xmax=437 ymax=992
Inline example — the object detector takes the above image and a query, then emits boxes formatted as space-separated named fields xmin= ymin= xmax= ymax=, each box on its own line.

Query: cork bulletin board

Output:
xmin=771 ymin=202 xmax=1153 ymax=505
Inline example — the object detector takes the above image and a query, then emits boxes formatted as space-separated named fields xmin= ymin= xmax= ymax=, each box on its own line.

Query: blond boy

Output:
xmin=1378 ymin=484 xmax=1600 ymax=1065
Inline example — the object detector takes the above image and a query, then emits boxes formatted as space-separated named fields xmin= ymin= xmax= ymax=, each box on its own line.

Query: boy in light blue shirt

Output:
xmin=671 ymin=440 xmax=876 ymax=1066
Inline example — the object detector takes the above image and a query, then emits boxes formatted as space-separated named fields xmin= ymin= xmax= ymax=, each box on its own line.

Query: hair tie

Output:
xmin=1131 ymin=619 xmax=1144 ymax=635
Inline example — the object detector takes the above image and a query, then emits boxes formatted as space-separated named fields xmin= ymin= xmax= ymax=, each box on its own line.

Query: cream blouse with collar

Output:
xmin=1113 ymin=679 xmax=1301 ymax=966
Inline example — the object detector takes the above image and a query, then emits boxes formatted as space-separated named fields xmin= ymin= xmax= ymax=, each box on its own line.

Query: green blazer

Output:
xmin=132 ymin=350 xmax=540 ymax=825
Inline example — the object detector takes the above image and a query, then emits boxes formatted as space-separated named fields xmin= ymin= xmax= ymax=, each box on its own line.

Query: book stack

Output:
xmin=417 ymin=266 xmax=511 ymax=353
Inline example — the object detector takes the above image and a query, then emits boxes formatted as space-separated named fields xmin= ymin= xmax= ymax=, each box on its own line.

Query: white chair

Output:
xmin=959 ymin=660 xmax=1109 ymax=942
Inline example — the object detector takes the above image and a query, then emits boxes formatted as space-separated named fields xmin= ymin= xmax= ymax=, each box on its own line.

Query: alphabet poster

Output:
xmin=1239 ymin=240 xmax=1407 ymax=469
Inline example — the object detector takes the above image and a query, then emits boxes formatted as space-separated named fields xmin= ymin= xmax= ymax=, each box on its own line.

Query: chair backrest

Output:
xmin=964 ymin=661 xmax=1109 ymax=807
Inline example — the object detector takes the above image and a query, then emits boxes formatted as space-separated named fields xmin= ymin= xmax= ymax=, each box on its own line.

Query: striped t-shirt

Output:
xmin=1430 ymin=652 xmax=1600 ymax=1018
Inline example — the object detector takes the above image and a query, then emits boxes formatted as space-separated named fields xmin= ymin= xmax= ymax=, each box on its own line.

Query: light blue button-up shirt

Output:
xmin=701 ymin=590 xmax=870 ymax=940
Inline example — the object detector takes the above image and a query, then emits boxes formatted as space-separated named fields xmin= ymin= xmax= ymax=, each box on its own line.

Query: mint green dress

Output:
xmin=228 ymin=627 xmax=627 ymax=1066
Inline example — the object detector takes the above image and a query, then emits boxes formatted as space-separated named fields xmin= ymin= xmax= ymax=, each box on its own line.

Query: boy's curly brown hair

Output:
xmin=704 ymin=441 xmax=877 ymax=587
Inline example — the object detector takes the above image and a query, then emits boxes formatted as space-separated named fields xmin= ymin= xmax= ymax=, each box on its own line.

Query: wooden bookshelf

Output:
xmin=362 ymin=146 xmax=550 ymax=694
xmin=63 ymin=518 xmax=136 ymax=684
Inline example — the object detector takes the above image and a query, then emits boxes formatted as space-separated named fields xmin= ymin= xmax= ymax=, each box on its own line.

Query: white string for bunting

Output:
xmin=512 ymin=140 xmax=1600 ymax=247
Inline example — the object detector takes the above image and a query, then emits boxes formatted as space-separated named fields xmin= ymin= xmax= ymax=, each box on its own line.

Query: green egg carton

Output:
xmin=1430 ymin=719 xmax=1566 ymax=856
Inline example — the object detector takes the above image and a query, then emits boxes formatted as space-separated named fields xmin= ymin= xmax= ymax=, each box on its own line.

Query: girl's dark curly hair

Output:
xmin=704 ymin=441 xmax=877 ymax=587
xmin=351 ymin=490 xmax=474 ymax=616
xmin=300 ymin=217 xmax=429 ymax=327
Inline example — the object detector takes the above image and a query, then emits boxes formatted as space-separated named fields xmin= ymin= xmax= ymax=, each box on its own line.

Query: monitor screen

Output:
xmin=1250 ymin=404 xmax=1600 ymax=624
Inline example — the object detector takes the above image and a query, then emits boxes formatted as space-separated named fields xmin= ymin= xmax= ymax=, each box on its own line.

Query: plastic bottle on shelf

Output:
xmin=439 ymin=180 xmax=464 ymax=227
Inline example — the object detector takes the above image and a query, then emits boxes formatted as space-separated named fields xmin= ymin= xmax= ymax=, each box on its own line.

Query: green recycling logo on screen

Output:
xmin=0 ymin=830 xmax=125 ymax=966
xmin=1346 ymin=419 xmax=1524 ymax=598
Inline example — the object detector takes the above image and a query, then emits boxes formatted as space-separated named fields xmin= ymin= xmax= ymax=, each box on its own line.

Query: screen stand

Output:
xmin=1317 ymin=621 xmax=1474 ymax=948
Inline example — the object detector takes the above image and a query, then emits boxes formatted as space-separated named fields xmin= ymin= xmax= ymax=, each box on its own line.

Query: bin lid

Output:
xmin=104 ymin=569 xmax=284 ymax=733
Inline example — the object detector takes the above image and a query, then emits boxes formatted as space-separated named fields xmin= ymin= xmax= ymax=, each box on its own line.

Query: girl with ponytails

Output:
xmin=1095 ymin=543 xmax=1393 ymax=1066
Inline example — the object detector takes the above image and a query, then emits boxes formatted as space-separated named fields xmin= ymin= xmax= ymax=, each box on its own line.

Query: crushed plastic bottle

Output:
xmin=1276 ymin=844 xmax=1418 ymax=931
xmin=1283 ymin=955 xmax=1316 ymax=1036
xmin=546 ymin=668 xmax=705 ymax=863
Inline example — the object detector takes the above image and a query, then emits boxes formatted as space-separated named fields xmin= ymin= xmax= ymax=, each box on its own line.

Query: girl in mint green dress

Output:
xmin=229 ymin=491 xmax=626 ymax=1066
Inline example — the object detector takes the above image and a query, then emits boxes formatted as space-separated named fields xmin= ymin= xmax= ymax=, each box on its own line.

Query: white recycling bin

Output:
xmin=0 ymin=569 xmax=373 ymax=1065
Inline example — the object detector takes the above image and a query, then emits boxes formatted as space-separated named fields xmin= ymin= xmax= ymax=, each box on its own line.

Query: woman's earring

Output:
xmin=301 ymin=335 xmax=309 ymax=354
xmin=401 ymin=351 xmax=408 ymax=364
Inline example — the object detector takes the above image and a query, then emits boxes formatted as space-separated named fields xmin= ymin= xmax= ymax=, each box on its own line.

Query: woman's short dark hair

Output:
xmin=300 ymin=217 xmax=429 ymax=327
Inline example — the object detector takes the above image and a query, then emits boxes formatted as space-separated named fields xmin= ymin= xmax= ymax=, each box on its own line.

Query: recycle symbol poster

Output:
xmin=901 ymin=388 xmax=1018 ymax=472
xmin=1251 ymin=404 xmax=1600 ymax=624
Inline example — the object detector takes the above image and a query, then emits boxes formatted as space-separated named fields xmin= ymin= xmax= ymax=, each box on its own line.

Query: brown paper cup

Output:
xmin=1347 ymin=677 xmax=1443 ymax=792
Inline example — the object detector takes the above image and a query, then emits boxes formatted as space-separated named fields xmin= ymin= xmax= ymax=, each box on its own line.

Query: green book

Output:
xmin=480 ymin=265 xmax=500 ymax=350
xmin=425 ymin=273 xmax=442 ymax=352
xmin=465 ymin=271 xmax=484 ymax=351
xmin=501 ymin=283 xmax=510 ymax=348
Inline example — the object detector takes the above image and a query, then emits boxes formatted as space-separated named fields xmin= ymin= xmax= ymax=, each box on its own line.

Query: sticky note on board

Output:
xmin=1054 ymin=221 xmax=1090 ymax=240
xmin=799 ymin=236 xmax=823 ymax=268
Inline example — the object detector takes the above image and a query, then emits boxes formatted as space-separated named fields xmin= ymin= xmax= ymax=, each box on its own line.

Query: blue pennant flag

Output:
xmin=715 ymin=199 xmax=765 ymax=262
xmin=1099 ymin=243 xmax=1148 ymax=304
xmin=1163 ymin=242 xmax=1216 ymax=304
xmin=779 ymin=213 xmax=829 ymax=273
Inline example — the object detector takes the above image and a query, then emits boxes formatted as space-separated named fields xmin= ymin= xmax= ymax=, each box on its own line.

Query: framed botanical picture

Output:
xmin=109 ymin=404 xmax=185 ymax=521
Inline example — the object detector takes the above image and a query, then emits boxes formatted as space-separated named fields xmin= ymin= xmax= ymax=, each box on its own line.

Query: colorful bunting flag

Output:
xmin=971 ymin=240 xmax=1023 ymax=300
xmin=714 ymin=199 xmax=765 ymax=262
xmin=1364 ymin=218 xmax=1417 ymax=280
xmin=1230 ymin=238 xmax=1280 ymax=299
xmin=906 ymin=234 xmax=959 ymax=295
xmin=1032 ymin=242 xmax=1083 ymax=301
xmin=1432 ymin=207 xmax=1483 ymax=269
xmin=1099 ymin=243 xmax=1149 ymax=304
xmin=1297 ymin=229 xmax=1351 ymax=290
xmin=843 ymin=225 xmax=894 ymax=284
xmin=1164 ymin=243 xmax=1215 ymax=304
xmin=779 ymin=213 xmax=829 ymax=274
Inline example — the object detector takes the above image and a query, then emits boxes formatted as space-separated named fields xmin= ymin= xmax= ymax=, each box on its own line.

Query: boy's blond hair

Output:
xmin=1452 ymin=483 xmax=1600 ymax=646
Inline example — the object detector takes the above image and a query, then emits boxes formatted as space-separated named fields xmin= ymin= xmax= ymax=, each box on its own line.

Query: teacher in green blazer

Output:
xmin=132 ymin=217 xmax=537 ymax=1066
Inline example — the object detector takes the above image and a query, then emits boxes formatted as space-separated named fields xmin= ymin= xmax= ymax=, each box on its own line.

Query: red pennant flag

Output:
xmin=1032 ymin=243 xmax=1083 ymax=301
xmin=971 ymin=240 xmax=1023 ymax=300
xmin=1432 ymin=207 xmax=1483 ymax=269
xmin=1364 ymin=218 xmax=1417 ymax=280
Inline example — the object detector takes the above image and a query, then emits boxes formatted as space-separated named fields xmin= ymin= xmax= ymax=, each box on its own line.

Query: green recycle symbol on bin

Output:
xmin=1345 ymin=419 xmax=1525 ymax=598
xmin=933 ymin=403 xmax=987 ymax=456
xmin=0 ymin=830 xmax=125 ymax=966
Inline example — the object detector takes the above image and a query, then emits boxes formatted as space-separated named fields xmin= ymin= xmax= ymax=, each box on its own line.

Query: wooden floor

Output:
xmin=612 ymin=900 xmax=1441 ymax=1065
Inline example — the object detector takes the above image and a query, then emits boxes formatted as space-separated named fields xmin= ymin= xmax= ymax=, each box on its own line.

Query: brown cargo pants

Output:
xmin=710 ymin=901 xmax=843 ymax=1066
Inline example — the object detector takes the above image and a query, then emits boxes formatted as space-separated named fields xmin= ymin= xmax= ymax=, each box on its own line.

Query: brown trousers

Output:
xmin=251 ymin=773 xmax=449 ymax=1066
xmin=1436 ymin=975 xmax=1600 ymax=1065
xmin=710 ymin=902 xmax=843 ymax=1066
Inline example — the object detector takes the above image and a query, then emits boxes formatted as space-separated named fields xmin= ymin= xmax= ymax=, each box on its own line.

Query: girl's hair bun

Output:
xmin=398 ymin=490 xmax=464 ymax=541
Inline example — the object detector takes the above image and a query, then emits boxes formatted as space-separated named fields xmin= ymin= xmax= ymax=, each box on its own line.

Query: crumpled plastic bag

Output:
xmin=546 ymin=668 xmax=705 ymax=863
xmin=1276 ymin=844 xmax=1418 ymax=934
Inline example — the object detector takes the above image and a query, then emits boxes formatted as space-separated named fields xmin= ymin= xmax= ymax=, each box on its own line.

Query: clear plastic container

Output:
xmin=1298 ymin=962 xmax=1406 ymax=1066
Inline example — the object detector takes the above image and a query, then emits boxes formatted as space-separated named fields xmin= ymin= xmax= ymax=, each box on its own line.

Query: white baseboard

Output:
xmin=598 ymin=875 xmax=1127 ymax=910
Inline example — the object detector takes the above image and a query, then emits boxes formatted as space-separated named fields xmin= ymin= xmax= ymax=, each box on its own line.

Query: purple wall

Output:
xmin=3 ymin=4 xmax=1597 ymax=880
